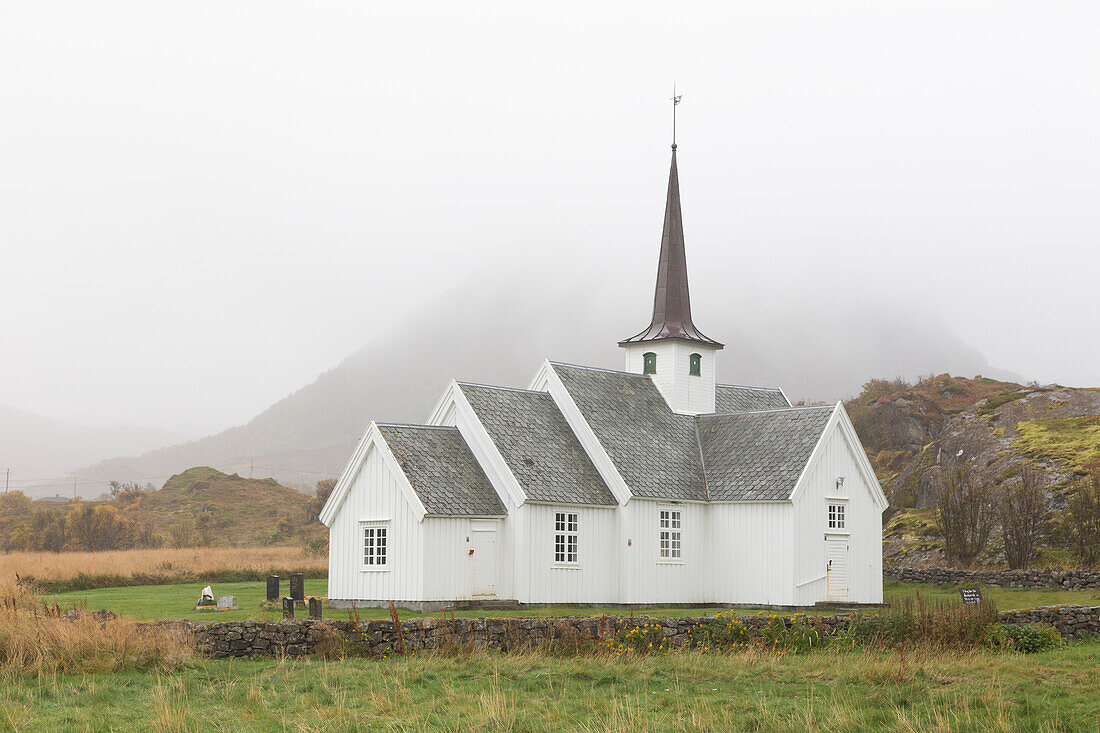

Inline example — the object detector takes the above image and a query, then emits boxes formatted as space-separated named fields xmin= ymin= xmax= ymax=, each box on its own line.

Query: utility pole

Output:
xmin=73 ymin=476 xmax=78 ymax=501
xmin=4 ymin=468 xmax=8 ymax=493
xmin=250 ymin=459 xmax=254 ymax=479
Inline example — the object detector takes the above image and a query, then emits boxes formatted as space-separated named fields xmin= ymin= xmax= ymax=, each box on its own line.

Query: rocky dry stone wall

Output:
xmin=885 ymin=566 xmax=1100 ymax=590
xmin=161 ymin=605 xmax=1099 ymax=659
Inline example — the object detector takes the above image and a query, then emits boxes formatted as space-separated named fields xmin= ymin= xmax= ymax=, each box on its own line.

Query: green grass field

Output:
xmin=2 ymin=645 xmax=1099 ymax=731
xmin=44 ymin=578 xmax=1100 ymax=623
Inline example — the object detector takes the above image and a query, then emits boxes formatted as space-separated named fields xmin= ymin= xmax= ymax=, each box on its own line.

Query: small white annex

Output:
xmin=321 ymin=146 xmax=887 ymax=609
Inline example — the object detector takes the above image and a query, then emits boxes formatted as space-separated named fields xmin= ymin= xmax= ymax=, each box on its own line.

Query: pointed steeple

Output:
xmin=620 ymin=146 xmax=723 ymax=349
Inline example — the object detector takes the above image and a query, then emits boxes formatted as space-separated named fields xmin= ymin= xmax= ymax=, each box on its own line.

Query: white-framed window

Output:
xmin=659 ymin=507 xmax=682 ymax=560
xmin=361 ymin=521 xmax=389 ymax=569
xmin=554 ymin=511 xmax=579 ymax=564
xmin=827 ymin=502 xmax=847 ymax=531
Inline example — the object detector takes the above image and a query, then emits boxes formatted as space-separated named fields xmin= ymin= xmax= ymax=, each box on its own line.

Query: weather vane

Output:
xmin=671 ymin=84 xmax=683 ymax=149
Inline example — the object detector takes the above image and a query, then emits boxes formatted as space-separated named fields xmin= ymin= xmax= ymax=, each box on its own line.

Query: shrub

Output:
xmin=604 ymin=623 xmax=668 ymax=655
xmin=842 ymin=594 xmax=997 ymax=649
xmin=985 ymin=623 xmax=1064 ymax=653
xmin=688 ymin=611 xmax=751 ymax=651
xmin=758 ymin=613 xmax=827 ymax=654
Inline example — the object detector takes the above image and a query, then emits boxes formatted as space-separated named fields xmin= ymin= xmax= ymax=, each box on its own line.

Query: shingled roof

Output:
xmin=458 ymin=383 xmax=616 ymax=506
xmin=714 ymin=384 xmax=790 ymax=413
xmin=697 ymin=406 xmax=834 ymax=501
xmin=376 ymin=424 xmax=505 ymax=516
xmin=550 ymin=362 xmax=707 ymax=501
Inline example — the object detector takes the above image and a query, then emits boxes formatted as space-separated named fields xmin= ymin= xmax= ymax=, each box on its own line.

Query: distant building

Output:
xmin=322 ymin=145 xmax=886 ymax=609
xmin=34 ymin=494 xmax=71 ymax=505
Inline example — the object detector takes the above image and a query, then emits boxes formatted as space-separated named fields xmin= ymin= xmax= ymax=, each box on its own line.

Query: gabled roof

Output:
xmin=620 ymin=148 xmax=722 ymax=349
xmin=376 ymin=424 xmax=505 ymax=516
xmin=458 ymin=383 xmax=616 ymax=506
xmin=714 ymin=384 xmax=790 ymax=413
xmin=697 ymin=406 xmax=835 ymax=501
xmin=549 ymin=362 xmax=707 ymax=501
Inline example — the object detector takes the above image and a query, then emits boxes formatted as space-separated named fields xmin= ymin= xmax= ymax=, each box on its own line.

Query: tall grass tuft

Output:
xmin=845 ymin=593 xmax=997 ymax=649
xmin=0 ymin=579 xmax=191 ymax=675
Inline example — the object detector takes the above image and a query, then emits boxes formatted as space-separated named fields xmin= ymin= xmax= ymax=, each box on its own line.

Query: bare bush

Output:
xmin=998 ymin=467 xmax=1049 ymax=569
xmin=936 ymin=462 xmax=995 ymax=566
xmin=1067 ymin=472 xmax=1100 ymax=567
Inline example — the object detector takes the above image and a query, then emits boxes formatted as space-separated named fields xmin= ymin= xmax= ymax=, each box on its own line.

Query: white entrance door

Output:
xmin=470 ymin=521 xmax=498 ymax=598
xmin=825 ymin=536 xmax=849 ymax=601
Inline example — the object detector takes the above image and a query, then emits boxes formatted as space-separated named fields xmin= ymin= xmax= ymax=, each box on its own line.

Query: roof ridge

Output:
xmin=700 ymin=405 xmax=834 ymax=418
xmin=456 ymin=381 xmax=548 ymax=395
xmin=376 ymin=422 xmax=459 ymax=431
xmin=716 ymin=383 xmax=784 ymax=392
xmin=548 ymin=361 xmax=648 ymax=378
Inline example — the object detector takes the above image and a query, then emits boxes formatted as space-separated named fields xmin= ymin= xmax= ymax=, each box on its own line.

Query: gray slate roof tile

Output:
xmin=698 ymin=406 xmax=834 ymax=501
xmin=550 ymin=363 xmax=707 ymax=501
xmin=714 ymin=384 xmax=790 ymax=412
xmin=377 ymin=424 xmax=505 ymax=516
xmin=459 ymin=383 xmax=616 ymax=506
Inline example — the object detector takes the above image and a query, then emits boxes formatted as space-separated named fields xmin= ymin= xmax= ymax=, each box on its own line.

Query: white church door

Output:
xmin=825 ymin=536 xmax=849 ymax=601
xmin=470 ymin=520 xmax=498 ymax=599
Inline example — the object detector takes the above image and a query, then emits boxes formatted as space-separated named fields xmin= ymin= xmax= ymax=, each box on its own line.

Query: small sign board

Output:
xmin=216 ymin=595 xmax=238 ymax=610
xmin=959 ymin=588 xmax=983 ymax=605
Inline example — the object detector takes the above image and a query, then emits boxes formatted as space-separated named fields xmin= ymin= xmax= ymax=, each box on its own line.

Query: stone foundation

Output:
xmin=885 ymin=566 xmax=1100 ymax=590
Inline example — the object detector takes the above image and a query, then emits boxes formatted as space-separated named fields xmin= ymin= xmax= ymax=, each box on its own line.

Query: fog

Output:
xmin=2 ymin=1 xmax=1098 ymax=446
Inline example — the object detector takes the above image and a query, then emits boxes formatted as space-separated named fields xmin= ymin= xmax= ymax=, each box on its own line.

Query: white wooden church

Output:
xmin=321 ymin=144 xmax=887 ymax=609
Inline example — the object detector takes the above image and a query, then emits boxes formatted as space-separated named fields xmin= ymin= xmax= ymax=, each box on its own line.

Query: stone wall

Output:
xmin=885 ymin=566 xmax=1100 ymax=590
xmin=162 ymin=605 xmax=1098 ymax=659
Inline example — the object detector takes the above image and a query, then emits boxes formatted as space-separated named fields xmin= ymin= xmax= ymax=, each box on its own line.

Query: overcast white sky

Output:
xmin=1 ymin=1 xmax=1098 ymax=436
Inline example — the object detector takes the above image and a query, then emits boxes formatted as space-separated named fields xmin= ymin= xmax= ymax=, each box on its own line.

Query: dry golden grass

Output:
xmin=0 ymin=579 xmax=192 ymax=676
xmin=2 ymin=546 xmax=325 ymax=589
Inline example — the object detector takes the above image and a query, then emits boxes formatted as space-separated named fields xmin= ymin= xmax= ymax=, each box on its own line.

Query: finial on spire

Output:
xmin=671 ymin=84 xmax=682 ymax=150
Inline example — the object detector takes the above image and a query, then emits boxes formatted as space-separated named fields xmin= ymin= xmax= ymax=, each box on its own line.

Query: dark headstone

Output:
xmin=959 ymin=587 xmax=983 ymax=604
xmin=266 ymin=575 xmax=280 ymax=601
xmin=290 ymin=573 xmax=305 ymax=602
xmin=282 ymin=596 xmax=295 ymax=619
xmin=308 ymin=597 xmax=322 ymax=619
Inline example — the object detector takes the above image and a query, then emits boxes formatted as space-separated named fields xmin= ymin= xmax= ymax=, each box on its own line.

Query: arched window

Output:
xmin=643 ymin=352 xmax=657 ymax=375
xmin=689 ymin=353 xmax=701 ymax=376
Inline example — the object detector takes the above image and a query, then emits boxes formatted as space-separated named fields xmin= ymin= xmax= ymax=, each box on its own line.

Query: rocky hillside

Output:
xmin=848 ymin=375 xmax=1100 ymax=567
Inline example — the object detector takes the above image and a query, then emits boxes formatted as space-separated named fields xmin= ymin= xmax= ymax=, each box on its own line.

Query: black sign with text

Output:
xmin=959 ymin=587 xmax=983 ymax=604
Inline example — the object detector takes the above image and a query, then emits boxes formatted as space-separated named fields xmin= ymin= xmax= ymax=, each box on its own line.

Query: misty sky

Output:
xmin=2 ymin=1 xmax=1098 ymax=437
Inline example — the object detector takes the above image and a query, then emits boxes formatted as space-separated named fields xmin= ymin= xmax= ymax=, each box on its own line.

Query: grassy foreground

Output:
xmin=2 ymin=645 xmax=1098 ymax=731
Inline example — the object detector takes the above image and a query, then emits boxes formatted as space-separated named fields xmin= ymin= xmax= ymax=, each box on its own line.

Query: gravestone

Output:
xmin=217 ymin=595 xmax=237 ymax=610
xmin=290 ymin=573 xmax=305 ymax=602
xmin=282 ymin=596 xmax=295 ymax=619
xmin=308 ymin=597 xmax=322 ymax=619
xmin=266 ymin=575 xmax=280 ymax=602
xmin=959 ymin=587 xmax=983 ymax=604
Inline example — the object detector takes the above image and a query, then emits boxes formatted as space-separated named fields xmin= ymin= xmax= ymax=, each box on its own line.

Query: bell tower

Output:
xmin=619 ymin=144 xmax=722 ymax=414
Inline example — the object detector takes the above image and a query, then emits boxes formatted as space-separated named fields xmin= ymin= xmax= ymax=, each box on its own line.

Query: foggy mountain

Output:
xmin=78 ymin=275 xmax=1018 ymax=491
xmin=0 ymin=404 xmax=183 ymax=498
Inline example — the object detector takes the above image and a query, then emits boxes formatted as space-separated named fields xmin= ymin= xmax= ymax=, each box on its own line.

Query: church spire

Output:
xmin=619 ymin=145 xmax=723 ymax=349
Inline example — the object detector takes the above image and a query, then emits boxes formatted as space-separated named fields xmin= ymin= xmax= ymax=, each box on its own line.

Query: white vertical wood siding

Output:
xmin=707 ymin=502 xmax=795 ymax=606
xmin=618 ymin=499 xmax=711 ymax=604
xmin=623 ymin=341 xmax=716 ymax=414
xmin=327 ymin=443 xmax=424 ymax=603
xmin=792 ymin=425 xmax=884 ymax=605
xmin=515 ymin=504 xmax=618 ymax=603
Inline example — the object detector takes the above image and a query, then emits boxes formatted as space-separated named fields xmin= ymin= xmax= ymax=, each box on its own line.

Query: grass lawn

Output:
xmin=45 ymin=578 xmax=1100 ymax=623
xmin=2 ymin=644 xmax=1098 ymax=731
xmin=883 ymin=579 xmax=1100 ymax=611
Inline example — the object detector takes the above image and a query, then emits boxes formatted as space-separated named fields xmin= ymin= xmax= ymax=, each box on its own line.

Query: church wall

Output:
xmin=327 ymin=441 xmax=425 ymax=603
xmin=707 ymin=502 xmax=795 ymax=605
xmin=618 ymin=499 xmax=711 ymax=604
xmin=792 ymin=417 xmax=884 ymax=605
xmin=515 ymin=503 xmax=619 ymax=603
